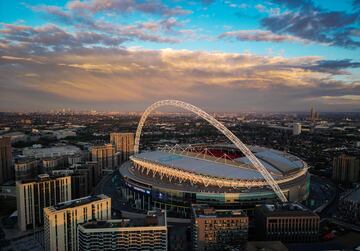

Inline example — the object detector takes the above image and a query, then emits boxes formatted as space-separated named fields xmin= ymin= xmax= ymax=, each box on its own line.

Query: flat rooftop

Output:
xmin=53 ymin=194 xmax=109 ymax=211
xmin=81 ymin=210 xmax=166 ymax=229
xmin=257 ymin=203 xmax=317 ymax=217
xmin=133 ymin=146 xmax=304 ymax=180
xmin=192 ymin=204 xmax=247 ymax=218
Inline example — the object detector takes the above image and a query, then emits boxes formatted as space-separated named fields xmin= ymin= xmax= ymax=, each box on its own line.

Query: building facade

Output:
xmin=16 ymin=174 xmax=71 ymax=231
xmin=255 ymin=203 xmax=320 ymax=243
xmin=332 ymin=154 xmax=360 ymax=185
xmin=15 ymin=158 xmax=38 ymax=180
xmin=338 ymin=187 xmax=360 ymax=226
xmin=44 ymin=194 xmax=111 ymax=251
xmin=110 ymin=132 xmax=134 ymax=164
xmin=0 ymin=136 xmax=13 ymax=184
xmin=78 ymin=210 xmax=167 ymax=251
xmin=90 ymin=144 xmax=115 ymax=170
xmin=191 ymin=204 xmax=248 ymax=251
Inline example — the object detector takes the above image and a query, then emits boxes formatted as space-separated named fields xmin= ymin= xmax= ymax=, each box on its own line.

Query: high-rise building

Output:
xmin=110 ymin=132 xmax=134 ymax=164
xmin=292 ymin=123 xmax=302 ymax=136
xmin=0 ymin=136 xmax=13 ymax=184
xmin=78 ymin=210 xmax=167 ymax=251
xmin=332 ymin=154 xmax=360 ymax=185
xmin=255 ymin=203 xmax=320 ymax=242
xmin=90 ymin=144 xmax=115 ymax=170
xmin=191 ymin=204 xmax=248 ymax=251
xmin=44 ymin=194 xmax=111 ymax=251
xmin=16 ymin=174 xmax=71 ymax=231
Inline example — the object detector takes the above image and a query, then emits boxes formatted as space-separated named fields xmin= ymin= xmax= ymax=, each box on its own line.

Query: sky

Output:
xmin=0 ymin=0 xmax=359 ymax=112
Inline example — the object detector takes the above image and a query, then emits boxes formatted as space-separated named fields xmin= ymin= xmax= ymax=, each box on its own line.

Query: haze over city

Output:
xmin=1 ymin=0 xmax=360 ymax=112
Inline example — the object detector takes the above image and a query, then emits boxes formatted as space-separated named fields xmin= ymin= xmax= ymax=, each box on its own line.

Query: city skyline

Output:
xmin=0 ymin=0 xmax=360 ymax=112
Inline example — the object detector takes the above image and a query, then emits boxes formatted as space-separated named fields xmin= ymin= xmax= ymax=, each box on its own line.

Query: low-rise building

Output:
xmin=191 ymin=204 xmax=248 ymax=251
xmin=338 ymin=187 xmax=360 ymax=225
xmin=255 ymin=203 xmax=319 ymax=243
xmin=78 ymin=210 xmax=168 ymax=251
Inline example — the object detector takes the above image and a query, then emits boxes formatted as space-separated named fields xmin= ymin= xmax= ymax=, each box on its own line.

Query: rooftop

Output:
xmin=192 ymin=204 xmax=247 ymax=218
xmin=133 ymin=146 xmax=305 ymax=180
xmin=257 ymin=203 xmax=318 ymax=217
xmin=81 ymin=210 xmax=166 ymax=229
xmin=52 ymin=194 xmax=109 ymax=211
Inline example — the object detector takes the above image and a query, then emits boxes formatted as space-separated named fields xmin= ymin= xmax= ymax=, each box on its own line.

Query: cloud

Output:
xmin=260 ymin=0 xmax=360 ymax=48
xmin=29 ymin=3 xmax=187 ymax=44
xmin=219 ymin=30 xmax=310 ymax=43
xmin=0 ymin=46 xmax=359 ymax=111
xmin=67 ymin=0 xmax=190 ymax=16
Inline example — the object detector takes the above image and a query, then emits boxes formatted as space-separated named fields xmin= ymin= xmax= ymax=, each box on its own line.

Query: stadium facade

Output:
xmin=119 ymin=144 xmax=309 ymax=218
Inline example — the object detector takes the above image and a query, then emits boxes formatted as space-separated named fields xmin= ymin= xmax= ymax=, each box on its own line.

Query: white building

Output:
xmin=293 ymin=123 xmax=302 ymax=135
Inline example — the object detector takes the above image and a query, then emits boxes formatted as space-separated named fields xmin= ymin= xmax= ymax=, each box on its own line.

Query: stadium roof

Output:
xmin=134 ymin=147 xmax=304 ymax=180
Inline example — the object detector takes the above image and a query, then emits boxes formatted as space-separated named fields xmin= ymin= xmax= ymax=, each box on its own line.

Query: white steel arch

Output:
xmin=134 ymin=99 xmax=288 ymax=202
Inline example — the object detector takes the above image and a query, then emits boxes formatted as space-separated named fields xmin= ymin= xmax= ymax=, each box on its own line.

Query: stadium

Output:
xmin=119 ymin=100 xmax=310 ymax=218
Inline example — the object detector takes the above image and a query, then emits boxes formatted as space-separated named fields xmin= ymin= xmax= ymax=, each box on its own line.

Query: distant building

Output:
xmin=14 ymin=158 xmax=38 ymax=180
xmin=332 ymin=154 xmax=360 ymax=185
xmin=91 ymin=144 xmax=115 ymax=170
xmin=67 ymin=153 xmax=82 ymax=165
xmin=338 ymin=187 xmax=360 ymax=225
xmin=0 ymin=136 xmax=13 ymax=184
xmin=191 ymin=204 xmax=248 ymax=251
xmin=78 ymin=210 xmax=167 ymax=251
xmin=44 ymin=194 xmax=111 ymax=251
xmin=16 ymin=174 xmax=71 ymax=231
xmin=292 ymin=123 xmax=302 ymax=136
xmin=42 ymin=156 xmax=64 ymax=170
xmin=110 ymin=132 xmax=134 ymax=164
xmin=22 ymin=145 xmax=81 ymax=159
xmin=255 ymin=203 xmax=319 ymax=242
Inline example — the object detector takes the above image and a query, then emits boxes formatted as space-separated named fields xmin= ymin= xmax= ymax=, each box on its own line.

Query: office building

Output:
xmin=332 ymin=154 xmax=360 ymax=185
xmin=90 ymin=144 xmax=115 ymax=170
xmin=16 ymin=174 xmax=71 ymax=231
xmin=338 ymin=187 xmax=360 ymax=226
xmin=110 ymin=132 xmax=134 ymax=164
xmin=255 ymin=203 xmax=319 ymax=242
xmin=0 ymin=136 xmax=13 ymax=184
xmin=78 ymin=210 xmax=167 ymax=251
xmin=191 ymin=204 xmax=248 ymax=251
xmin=292 ymin=123 xmax=301 ymax=136
xmin=15 ymin=158 xmax=38 ymax=180
xmin=44 ymin=194 xmax=111 ymax=251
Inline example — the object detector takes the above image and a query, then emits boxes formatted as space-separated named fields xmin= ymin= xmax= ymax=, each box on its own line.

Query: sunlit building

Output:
xmin=44 ymin=194 xmax=111 ymax=251
xmin=110 ymin=132 xmax=135 ymax=164
xmin=91 ymin=144 xmax=116 ymax=170
xmin=78 ymin=210 xmax=167 ymax=251
xmin=16 ymin=174 xmax=71 ymax=231
xmin=192 ymin=204 xmax=248 ymax=251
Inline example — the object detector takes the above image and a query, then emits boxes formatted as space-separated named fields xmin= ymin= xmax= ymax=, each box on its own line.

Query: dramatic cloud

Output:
xmin=219 ymin=30 xmax=310 ymax=43
xmin=261 ymin=0 xmax=360 ymax=48
xmin=0 ymin=45 xmax=359 ymax=111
